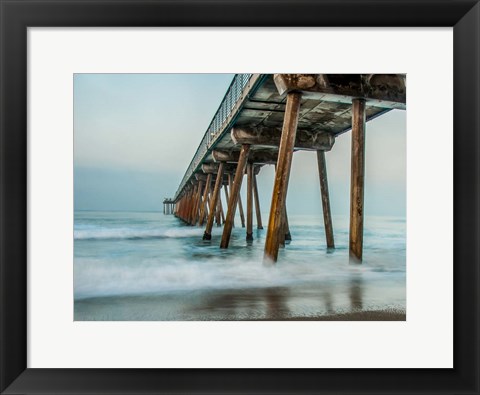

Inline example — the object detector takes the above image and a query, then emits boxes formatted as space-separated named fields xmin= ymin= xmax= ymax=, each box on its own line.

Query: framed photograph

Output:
xmin=72 ymin=72 xmax=407 ymax=323
xmin=1 ymin=0 xmax=478 ymax=394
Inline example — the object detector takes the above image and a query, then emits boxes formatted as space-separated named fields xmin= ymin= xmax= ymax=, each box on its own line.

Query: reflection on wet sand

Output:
xmin=183 ymin=287 xmax=291 ymax=320
xmin=264 ymin=287 xmax=290 ymax=319
xmin=75 ymin=274 xmax=405 ymax=321
xmin=186 ymin=277 xmax=366 ymax=320
xmin=349 ymin=274 xmax=363 ymax=310
xmin=321 ymin=289 xmax=334 ymax=314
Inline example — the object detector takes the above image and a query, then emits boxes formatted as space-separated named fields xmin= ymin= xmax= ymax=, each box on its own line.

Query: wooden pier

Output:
xmin=169 ymin=74 xmax=406 ymax=263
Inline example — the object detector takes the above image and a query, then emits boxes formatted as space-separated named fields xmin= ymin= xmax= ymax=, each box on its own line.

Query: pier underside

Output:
xmin=169 ymin=74 xmax=406 ymax=263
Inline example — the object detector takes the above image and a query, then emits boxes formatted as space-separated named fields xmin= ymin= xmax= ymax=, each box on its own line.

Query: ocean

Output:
xmin=74 ymin=210 xmax=406 ymax=321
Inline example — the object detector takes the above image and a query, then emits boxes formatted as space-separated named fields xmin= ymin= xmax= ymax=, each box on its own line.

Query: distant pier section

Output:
xmin=165 ymin=74 xmax=406 ymax=263
xmin=162 ymin=198 xmax=174 ymax=215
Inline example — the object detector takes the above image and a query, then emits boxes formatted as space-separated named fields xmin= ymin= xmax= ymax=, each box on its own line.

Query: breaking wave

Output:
xmin=73 ymin=254 xmax=400 ymax=300
xmin=74 ymin=226 xmax=204 ymax=240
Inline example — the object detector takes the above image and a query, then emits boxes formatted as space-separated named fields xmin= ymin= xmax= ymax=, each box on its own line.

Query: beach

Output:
xmin=74 ymin=211 xmax=406 ymax=321
xmin=75 ymin=288 xmax=405 ymax=321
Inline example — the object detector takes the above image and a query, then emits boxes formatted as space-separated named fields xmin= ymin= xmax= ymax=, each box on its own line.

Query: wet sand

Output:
xmin=272 ymin=310 xmax=405 ymax=321
xmin=74 ymin=284 xmax=406 ymax=321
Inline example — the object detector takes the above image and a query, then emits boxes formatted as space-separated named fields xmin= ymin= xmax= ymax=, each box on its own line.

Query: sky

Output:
xmin=74 ymin=74 xmax=406 ymax=217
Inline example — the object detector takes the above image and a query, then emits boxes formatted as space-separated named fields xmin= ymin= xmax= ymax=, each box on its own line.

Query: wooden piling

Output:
xmin=182 ymin=191 xmax=189 ymax=222
xmin=224 ymin=183 xmax=230 ymax=204
xmin=219 ymin=196 xmax=225 ymax=224
xmin=253 ymin=172 xmax=263 ymax=229
xmin=274 ymin=163 xmax=291 ymax=246
xmin=188 ymin=189 xmax=195 ymax=224
xmin=279 ymin=206 xmax=291 ymax=246
xmin=187 ymin=186 xmax=193 ymax=224
xmin=176 ymin=198 xmax=181 ymax=218
xmin=184 ymin=195 xmax=189 ymax=221
xmin=246 ymin=163 xmax=254 ymax=241
xmin=229 ymin=172 xmax=246 ymax=227
xmin=180 ymin=196 xmax=186 ymax=220
xmin=238 ymin=191 xmax=246 ymax=228
xmin=205 ymin=187 xmax=211 ymax=219
xmin=188 ymin=193 xmax=192 ymax=222
xmin=279 ymin=207 xmax=286 ymax=247
xmin=183 ymin=190 xmax=191 ymax=223
xmin=223 ymin=185 xmax=229 ymax=222
xmin=284 ymin=206 xmax=291 ymax=242
xmin=199 ymin=174 xmax=211 ymax=226
xmin=215 ymin=198 xmax=221 ymax=226
xmin=193 ymin=180 xmax=204 ymax=225
xmin=183 ymin=196 xmax=187 ymax=222
xmin=227 ymin=174 xmax=235 ymax=227
xmin=179 ymin=195 xmax=184 ymax=220
xmin=317 ymin=150 xmax=335 ymax=248
xmin=189 ymin=184 xmax=198 ymax=225
xmin=264 ymin=92 xmax=302 ymax=263
xmin=349 ymin=98 xmax=366 ymax=261
xmin=193 ymin=185 xmax=203 ymax=225
xmin=203 ymin=162 xmax=225 ymax=240
xmin=220 ymin=144 xmax=250 ymax=248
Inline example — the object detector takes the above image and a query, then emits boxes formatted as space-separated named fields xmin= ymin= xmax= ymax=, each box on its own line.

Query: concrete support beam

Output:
xmin=317 ymin=150 xmax=335 ymax=248
xmin=220 ymin=144 xmax=250 ymax=249
xmin=195 ymin=173 xmax=208 ymax=182
xmin=203 ymin=162 xmax=225 ymax=240
xmin=274 ymin=74 xmax=406 ymax=110
xmin=231 ymin=126 xmax=335 ymax=151
xmin=213 ymin=150 xmax=237 ymax=163
xmin=264 ymin=92 xmax=302 ymax=263
xmin=213 ymin=149 xmax=279 ymax=164
xmin=349 ymin=99 xmax=366 ymax=261
xmin=202 ymin=162 xmax=237 ymax=174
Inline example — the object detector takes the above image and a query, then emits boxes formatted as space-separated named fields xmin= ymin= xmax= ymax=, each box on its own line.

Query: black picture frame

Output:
xmin=1 ymin=1 xmax=479 ymax=394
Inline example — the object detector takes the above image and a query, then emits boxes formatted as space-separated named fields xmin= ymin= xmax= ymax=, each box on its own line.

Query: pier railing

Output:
xmin=173 ymin=73 xmax=264 ymax=201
